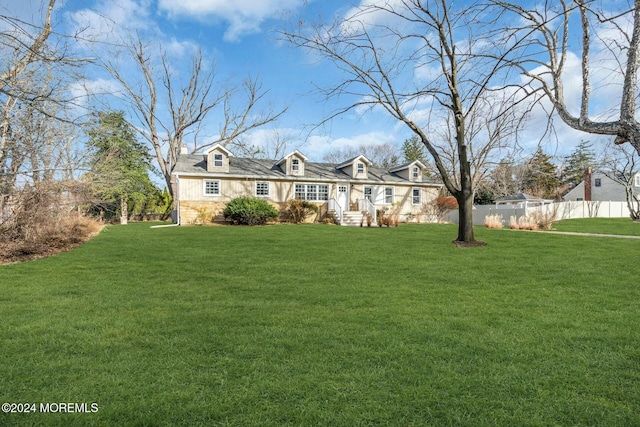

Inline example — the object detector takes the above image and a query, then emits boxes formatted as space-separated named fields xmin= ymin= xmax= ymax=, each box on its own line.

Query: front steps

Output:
xmin=330 ymin=210 xmax=376 ymax=226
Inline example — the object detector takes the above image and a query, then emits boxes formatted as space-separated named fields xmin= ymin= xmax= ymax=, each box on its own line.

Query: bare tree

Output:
xmin=0 ymin=0 xmax=86 ymax=205
xmin=230 ymin=128 xmax=300 ymax=160
xmin=0 ymin=0 xmax=56 ymax=90
xmin=102 ymin=37 xmax=287 ymax=197
xmin=602 ymin=141 xmax=640 ymax=220
xmin=283 ymin=0 xmax=524 ymax=244
xmin=322 ymin=142 xmax=400 ymax=168
xmin=493 ymin=1 xmax=640 ymax=155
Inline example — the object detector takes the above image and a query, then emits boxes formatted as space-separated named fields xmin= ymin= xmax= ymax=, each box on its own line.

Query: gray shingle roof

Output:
xmin=173 ymin=154 xmax=440 ymax=186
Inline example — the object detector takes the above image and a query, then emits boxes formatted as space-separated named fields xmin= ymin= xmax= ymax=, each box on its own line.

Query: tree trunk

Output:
xmin=120 ymin=196 xmax=128 ymax=225
xmin=456 ymin=191 xmax=475 ymax=244
xmin=454 ymin=157 xmax=485 ymax=246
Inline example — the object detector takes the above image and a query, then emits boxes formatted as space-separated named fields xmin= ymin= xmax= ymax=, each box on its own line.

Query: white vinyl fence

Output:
xmin=445 ymin=201 xmax=636 ymax=226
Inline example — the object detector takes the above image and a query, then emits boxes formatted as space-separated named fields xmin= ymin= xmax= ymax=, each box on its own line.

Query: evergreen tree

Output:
xmin=401 ymin=135 xmax=434 ymax=177
xmin=522 ymin=148 xmax=560 ymax=199
xmin=402 ymin=135 xmax=427 ymax=163
xmin=86 ymin=111 xmax=158 ymax=224
xmin=562 ymin=140 xmax=597 ymax=187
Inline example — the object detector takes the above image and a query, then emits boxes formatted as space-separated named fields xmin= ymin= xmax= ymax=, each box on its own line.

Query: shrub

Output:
xmin=287 ymin=200 xmax=319 ymax=224
xmin=223 ymin=196 xmax=280 ymax=225
xmin=484 ymin=214 xmax=503 ymax=229
xmin=193 ymin=207 xmax=213 ymax=225
xmin=509 ymin=215 xmax=537 ymax=230
xmin=530 ymin=209 xmax=557 ymax=230
xmin=422 ymin=196 xmax=459 ymax=223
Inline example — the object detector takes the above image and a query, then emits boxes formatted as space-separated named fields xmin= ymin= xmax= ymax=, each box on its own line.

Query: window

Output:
xmin=294 ymin=183 xmax=329 ymax=201
xmin=357 ymin=162 xmax=364 ymax=174
xmin=595 ymin=178 xmax=601 ymax=187
xmin=256 ymin=181 xmax=269 ymax=197
xmin=307 ymin=184 xmax=317 ymax=201
xmin=384 ymin=187 xmax=394 ymax=204
xmin=412 ymin=188 xmax=421 ymax=205
xmin=412 ymin=167 xmax=419 ymax=179
xmin=213 ymin=154 xmax=223 ymax=167
xmin=203 ymin=180 xmax=220 ymax=196
xmin=292 ymin=158 xmax=300 ymax=172
xmin=318 ymin=185 xmax=329 ymax=200
xmin=364 ymin=186 xmax=373 ymax=202
xmin=635 ymin=174 xmax=640 ymax=187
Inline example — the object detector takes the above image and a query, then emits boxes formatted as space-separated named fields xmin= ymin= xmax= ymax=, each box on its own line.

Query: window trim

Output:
xmin=363 ymin=186 xmax=373 ymax=202
xmin=203 ymin=179 xmax=221 ymax=196
xmin=384 ymin=187 xmax=394 ymax=204
xmin=294 ymin=183 xmax=329 ymax=201
xmin=255 ymin=181 xmax=270 ymax=197
xmin=412 ymin=187 xmax=421 ymax=205
xmin=213 ymin=153 xmax=223 ymax=168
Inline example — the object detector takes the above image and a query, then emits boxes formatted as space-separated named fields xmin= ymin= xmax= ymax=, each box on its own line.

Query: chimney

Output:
xmin=584 ymin=168 xmax=592 ymax=201
xmin=180 ymin=144 xmax=188 ymax=155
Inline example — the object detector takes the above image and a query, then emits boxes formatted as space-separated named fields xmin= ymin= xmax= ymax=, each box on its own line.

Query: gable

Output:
xmin=336 ymin=155 xmax=373 ymax=179
xmin=203 ymin=144 xmax=233 ymax=173
xmin=276 ymin=150 xmax=309 ymax=176
xmin=389 ymin=161 xmax=427 ymax=182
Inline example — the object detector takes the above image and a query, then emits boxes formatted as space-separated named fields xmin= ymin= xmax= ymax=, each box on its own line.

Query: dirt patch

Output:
xmin=452 ymin=239 xmax=487 ymax=247
xmin=0 ymin=218 xmax=103 ymax=265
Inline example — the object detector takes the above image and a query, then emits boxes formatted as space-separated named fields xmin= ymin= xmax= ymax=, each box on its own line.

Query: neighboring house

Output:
xmin=495 ymin=192 xmax=553 ymax=208
xmin=172 ymin=144 xmax=441 ymax=225
xmin=563 ymin=169 xmax=640 ymax=202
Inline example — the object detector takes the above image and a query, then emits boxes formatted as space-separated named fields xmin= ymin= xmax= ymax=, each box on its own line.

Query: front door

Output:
xmin=337 ymin=185 xmax=349 ymax=210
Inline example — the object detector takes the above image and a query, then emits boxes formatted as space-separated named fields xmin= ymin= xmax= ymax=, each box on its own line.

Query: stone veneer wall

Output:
xmin=179 ymin=201 xmax=326 ymax=225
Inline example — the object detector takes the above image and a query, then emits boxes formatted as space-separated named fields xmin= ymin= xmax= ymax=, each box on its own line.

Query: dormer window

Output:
xmin=204 ymin=144 xmax=233 ymax=173
xmin=412 ymin=167 xmax=419 ymax=179
xmin=635 ymin=174 xmax=640 ymax=187
xmin=292 ymin=159 xmax=300 ymax=172
xmin=357 ymin=163 xmax=364 ymax=174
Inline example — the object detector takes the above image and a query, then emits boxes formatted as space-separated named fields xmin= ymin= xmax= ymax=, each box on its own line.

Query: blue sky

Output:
xmin=3 ymin=0 xmax=628 ymax=163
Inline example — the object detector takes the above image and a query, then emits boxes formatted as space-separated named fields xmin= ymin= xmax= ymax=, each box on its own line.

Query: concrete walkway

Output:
xmin=538 ymin=230 xmax=640 ymax=239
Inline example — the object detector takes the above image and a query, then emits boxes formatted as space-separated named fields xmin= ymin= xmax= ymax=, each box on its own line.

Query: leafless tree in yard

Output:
xmin=0 ymin=0 xmax=86 ymax=207
xmin=101 ymin=37 xmax=287 ymax=197
xmin=602 ymin=140 xmax=640 ymax=220
xmin=283 ymin=0 xmax=526 ymax=245
xmin=493 ymin=1 xmax=640 ymax=155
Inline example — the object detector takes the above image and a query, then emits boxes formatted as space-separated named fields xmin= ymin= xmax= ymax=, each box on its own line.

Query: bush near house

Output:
xmin=423 ymin=195 xmax=459 ymax=222
xmin=286 ymin=200 xmax=319 ymax=223
xmin=222 ymin=196 xmax=280 ymax=225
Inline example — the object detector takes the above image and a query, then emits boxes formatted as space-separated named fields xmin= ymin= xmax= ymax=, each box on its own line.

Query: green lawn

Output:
xmin=553 ymin=217 xmax=640 ymax=236
xmin=1 ymin=223 xmax=639 ymax=426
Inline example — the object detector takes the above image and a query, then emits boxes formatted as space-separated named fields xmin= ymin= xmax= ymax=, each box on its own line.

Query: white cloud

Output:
xmin=67 ymin=0 xmax=156 ymax=46
xmin=157 ymin=0 xmax=302 ymax=42
xmin=303 ymin=131 xmax=398 ymax=161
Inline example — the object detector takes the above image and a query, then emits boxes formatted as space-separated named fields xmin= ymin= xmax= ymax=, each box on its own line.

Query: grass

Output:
xmin=553 ymin=217 xmax=640 ymax=236
xmin=1 ymin=222 xmax=639 ymax=426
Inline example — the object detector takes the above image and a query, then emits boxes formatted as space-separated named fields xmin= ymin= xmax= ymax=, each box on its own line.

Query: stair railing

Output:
xmin=328 ymin=198 xmax=343 ymax=224
xmin=358 ymin=198 xmax=377 ymax=225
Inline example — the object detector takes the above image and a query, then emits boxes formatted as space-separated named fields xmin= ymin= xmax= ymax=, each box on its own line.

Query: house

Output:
xmin=563 ymin=169 xmax=640 ymax=202
xmin=495 ymin=192 xmax=553 ymax=209
xmin=171 ymin=144 xmax=441 ymax=225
